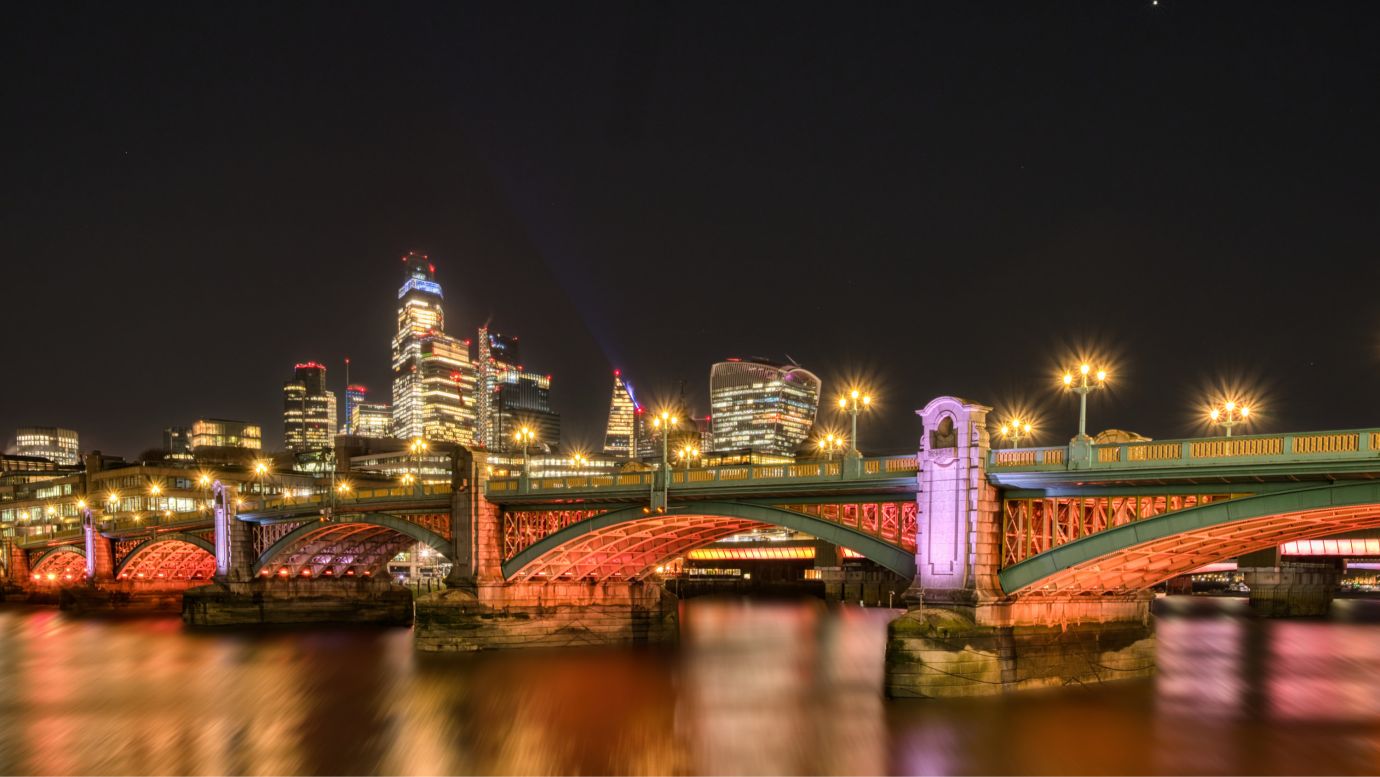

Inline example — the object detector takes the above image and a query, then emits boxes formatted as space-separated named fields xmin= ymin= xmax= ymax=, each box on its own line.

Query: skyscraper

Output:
xmin=163 ymin=426 xmax=193 ymax=462
xmin=390 ymin=252 xmax=476 ymax=443
xmin=475 ymin=326 xmax=559 ymax=451
xmin=353 ymin=403 xmax=393 ymax=438
xmin=709 ymin=358 xmax=822 ymax=455
xmin=343 ymin=384 xmax=367 ymax=434
xmin=190 ymin=419 xmax=262 ymax=450
xmin=283 ymin=362 xmax=337 ymax=453
xmin=603 ymin=370 xmax=642 ymax=458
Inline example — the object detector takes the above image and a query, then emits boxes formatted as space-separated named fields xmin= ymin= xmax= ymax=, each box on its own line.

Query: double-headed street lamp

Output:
xmin=1062 ymin=363 xmax=1108 ymax=441
xmin=1208 ymin=400 xmax=1250 ymax=437
xmin=816 ymin=432 xmax=845 ymax=461
xmin=513 ymin=426 xmax=537 ymax=479
xmin=998 ymin=418 xmax=1033 ymax=449
xmin=409 ymin=438 xmax=429 ymax=495
xmin=676 ymin=444 xmax=701 ymax=469
xmin=836 ymin=390 xmax=872 ymax=457
xmin=651 ymin=412 xmax=678 ymax=508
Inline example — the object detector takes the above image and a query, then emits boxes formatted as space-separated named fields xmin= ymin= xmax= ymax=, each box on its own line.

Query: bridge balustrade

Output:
xmin=989 ymin=428 xmax=1380 ymax=473
xmin=485 ymin=454 xmax=918 ymax=497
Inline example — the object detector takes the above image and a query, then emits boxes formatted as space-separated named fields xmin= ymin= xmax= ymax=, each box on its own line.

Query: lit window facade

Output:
xmin=283 ymin=362 xmax=337 ymax=453
xmin=343 ymin=385 xmax=367 ymax=434
xmin=390 ymin=252 xmax=477 ymax=444
xmin=709 ymin=359 xmax=822 ymax=456
xmin=12 ymin=427 xmax=80 ymax=466
xmin=602 ymin=371 xmax=642 ymax=458
xmin=353 ymin=402 xmax=392 ymax=438
xmin=190 ymin=419 xmax=262 ymax=450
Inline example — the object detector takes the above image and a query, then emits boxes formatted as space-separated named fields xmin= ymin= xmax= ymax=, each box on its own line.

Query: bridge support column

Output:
xmin=83 ymin=509 xmax=114 ymax=583
xmin=887 ymin=395 xmax=1154 ymax=698
xmin=1242 ymin=562 xmax=1338 ymax=617
xmin=416 ymin=449 xmax=677 ymax=650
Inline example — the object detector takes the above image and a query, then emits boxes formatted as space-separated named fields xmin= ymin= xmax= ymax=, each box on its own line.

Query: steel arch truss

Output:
xmin=252 ymin=514 xmax=452 ymax=578
xmin=502 ymin=501 xmax=919 ymax=581
xmin=1000 ymin=482 xmax=1380 ymax=595
xmin=30 ymin=546 xmax=87 ymax=585
xmin=115 ymin=534 xmax=216 ymax=582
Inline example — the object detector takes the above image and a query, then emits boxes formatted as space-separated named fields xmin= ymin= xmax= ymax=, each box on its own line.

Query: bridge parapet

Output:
xmin=990 ymin=428 xmax=1380 ymax=476
xmin=486 ymin=454 xmax=918 ymax=499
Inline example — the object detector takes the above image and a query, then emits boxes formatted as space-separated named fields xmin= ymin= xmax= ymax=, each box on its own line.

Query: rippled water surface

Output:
xmin=2 ymin=598 xmax=1380 ymax=775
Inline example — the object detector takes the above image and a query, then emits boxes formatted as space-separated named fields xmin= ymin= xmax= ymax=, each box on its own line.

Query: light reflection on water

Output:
xmin=2 ymin=597 xmax=1380 ymax=774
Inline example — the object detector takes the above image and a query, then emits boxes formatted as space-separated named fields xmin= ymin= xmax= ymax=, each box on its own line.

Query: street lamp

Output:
xmin=836 ymin=390 xmax=872 ymax=457
xmin=149 ymin=482 xmax=163 ymax=518
xmin=998 ymin=418 xmax=1034 ymax=448
xmin=513 ymin=426 xmax=537 ymax=478
xmin=816 ymin=432 xmax=845 ymax=461
xmin=408 ymin=438 xmax=429 ymax=494
xmin=651 ymin=412 xmax=678 ymax=474
xmin=676 ymin=444 xmax=700 ymax=469
xmin=1061 ymin=363 xmax=1108 ymax=441
xmin=253 ymin=460 xmax=270 ymax=507
xmin=1208 ymin=400 xmax=1250 ymax=437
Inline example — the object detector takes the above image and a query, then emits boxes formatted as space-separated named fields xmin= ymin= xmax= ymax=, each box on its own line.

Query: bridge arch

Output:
xmin=30 ymin=544 xmax=87 ymax=584
xmin=115 ymin=533 xmax=216 ymax=581
xmin=253 ymin=513 xmax=452 ymax=578
xmin=502 ymin=500 xmax=917 ymax=581
xmin=999 ymin=481 xmax=1380 ymax=595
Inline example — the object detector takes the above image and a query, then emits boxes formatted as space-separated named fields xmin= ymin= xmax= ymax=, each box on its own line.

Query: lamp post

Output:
xmin=408 ymin=438 xmax=428 ymax=496
xmin=513 ymin=426 xmax=537 ymax=482
xmin=253 ymin=460 xmax=270 ymax=508
xmin=816 ymin=433 xmax=844 ymax=461
xmin=1061 ymin=364 xmax=1108 ymax=441
xmin=149 ymin=482 xmax=163 ymax=521
xmin=676 ymin=444 xmax=700 ymax=470
xmin=998 ymin=418 xmax=1033 ymax=449
xmin=650 ymin=412 xmax=677 ymax=509
xmin=836 ymin=390 xmax=872 ymax=457
xmin=1208 ymin=400 xmax=1250 ymax=437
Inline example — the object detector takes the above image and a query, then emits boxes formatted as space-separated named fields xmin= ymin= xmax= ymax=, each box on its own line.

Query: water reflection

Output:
xmin=2 ymin=598 xmax=1380 ymax=774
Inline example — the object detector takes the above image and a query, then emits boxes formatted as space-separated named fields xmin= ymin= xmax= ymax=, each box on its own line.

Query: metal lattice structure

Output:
xmin=29 ymin=547 xmax=87 ymax=585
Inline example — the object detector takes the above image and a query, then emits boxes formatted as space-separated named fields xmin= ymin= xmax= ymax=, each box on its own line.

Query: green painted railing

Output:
xmin=244 ymin=484 xmax=451 ymax=515
xmin=486 ymin=454 xmax=919 ymax=497
xmin=989 ymin=428 xmax=1380 ymax=473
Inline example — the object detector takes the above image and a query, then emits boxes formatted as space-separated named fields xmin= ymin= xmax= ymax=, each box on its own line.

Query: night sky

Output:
xmin=4 ymin=2 xmax=1379 ymax=456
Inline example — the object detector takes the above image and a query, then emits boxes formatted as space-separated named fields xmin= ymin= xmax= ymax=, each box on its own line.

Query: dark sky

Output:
xmin=3 ymin=2 xmax=1379 ymax=456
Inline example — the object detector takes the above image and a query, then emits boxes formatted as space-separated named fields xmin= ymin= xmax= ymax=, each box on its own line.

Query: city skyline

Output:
xmin=4 ymin=4 xmax=1380 ymax=457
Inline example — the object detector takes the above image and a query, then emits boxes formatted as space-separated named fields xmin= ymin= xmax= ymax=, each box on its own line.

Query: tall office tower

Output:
xmin=11 ymin=427 xmax=80 ymax=465
xmin=709 ymin=358 xmax=822 ymax=455
xmin=283 ymin=361 xmax=337 ymax=453
xmin=390 ymin=252 xmax=476 ymax=443
xmin=163 ymin=427 xmax=193 ymax=462
xmin=344 ymin=384 xmax=367 ymax=434
xmin=602 ymin=370 xmax=642 ymax=457
xmin=475 ymin=326 xmax=558 ymax=450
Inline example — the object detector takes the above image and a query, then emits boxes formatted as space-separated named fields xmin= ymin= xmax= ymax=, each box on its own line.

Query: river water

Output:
xmin=1 ymin=597 xmax=1379 ymax=775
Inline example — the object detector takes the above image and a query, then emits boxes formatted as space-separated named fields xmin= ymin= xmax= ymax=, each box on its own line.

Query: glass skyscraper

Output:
xmin=283 ymin=361 xmax=337 ymax=453
xmin=390 ymin=252 xmax=476 ymax=443
xmin=602 ymin=370 xmax=642 ymax=458
xmin=11 ymin=427 xmax=80 ymax=466
xmin=475 ymin=326 xmax=559 ymax=451
xmin=709 ymin=358 xmax=822 ymax=456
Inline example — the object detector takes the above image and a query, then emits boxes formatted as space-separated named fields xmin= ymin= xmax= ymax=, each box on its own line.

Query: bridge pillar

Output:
xmin=82 ymin=509 xmax=114 ymax=582
xmin=1238 ymin=546 xmax=1339 ymax=616
xmin=887 ymin=395 xmax=1154 ymax=698
xmin=212 ymin=482 xmax=252 ymax=582
xmin=904 ymin=396 xmax=1001 ymax=610
xmin=6 ymin=540 xmax=29 ymax=587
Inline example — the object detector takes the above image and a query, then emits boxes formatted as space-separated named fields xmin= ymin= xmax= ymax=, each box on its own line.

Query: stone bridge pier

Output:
xmin=413 ymin=450 xmax=677 ymax=651
xmin=885 ymin=397 xmax=1154 ymax=698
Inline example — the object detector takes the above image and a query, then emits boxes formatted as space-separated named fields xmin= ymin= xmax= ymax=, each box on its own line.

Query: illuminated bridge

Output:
xmin=987 ymin=428 xmax=1380 ymax=604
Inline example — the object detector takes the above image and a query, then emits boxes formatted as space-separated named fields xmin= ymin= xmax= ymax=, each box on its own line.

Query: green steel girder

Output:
xmin=252 ymin=512 xmax=452 ymax=574
xmin=501 ymin=500 xmax=917 ymax=580
xmin=998 ymin=480 xmax=1380 ymax=594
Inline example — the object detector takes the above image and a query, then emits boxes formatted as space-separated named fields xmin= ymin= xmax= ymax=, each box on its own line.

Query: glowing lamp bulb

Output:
xmin=1022 ymin=423 xmax=1032 ymax=433
xmin=862 ymin=396 xmax=871 ymax=406
xmin=838 ymin=398 xmax=847 ymax=408
xmin=1080 ymin=364 xmax=1090 ymax=375
xmin=1063 ymin=373 xmax=1073 ymax=386
xmin=1210 ymin=409 xmax=1220 ymax=421
xmin=1225 ymin=400 xmax=1235 ymax=411
xmin=1096 ymin=370 xmax=1106 ymax=382
xmin=1241 ymin=406 xmax=1250 ymax=417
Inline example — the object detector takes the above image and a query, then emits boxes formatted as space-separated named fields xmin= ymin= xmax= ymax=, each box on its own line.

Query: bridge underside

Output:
xmin=30 ymin=550 xmax=86 ymax=585
xmin=255 ymin=524 xmax=422 ymax=578
xmin=1006 ymin=503 xmax=1380 ymax=595
xmin=506 ymin=514 xmax=767 ymax=582
xmin=118 ymin=540 xmax=215 ymax=582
